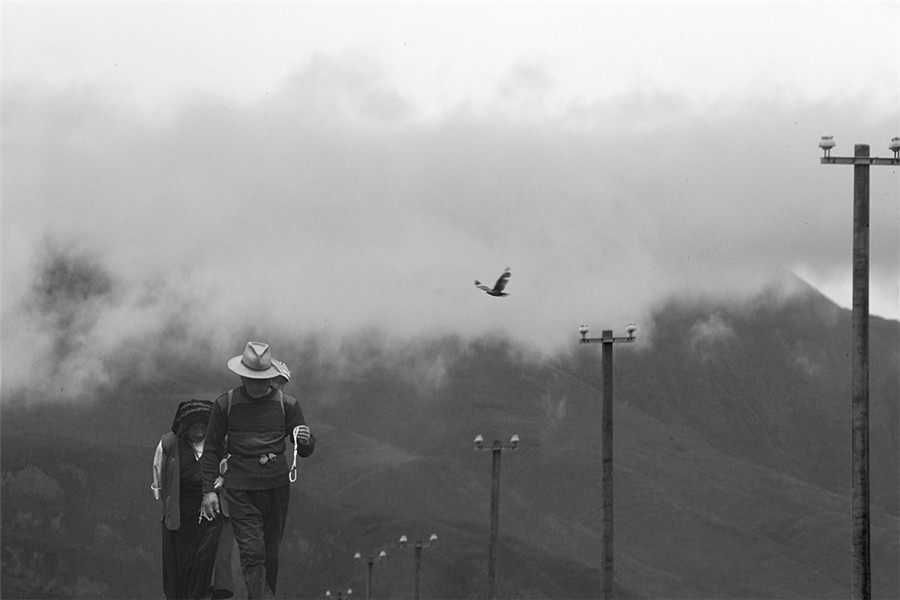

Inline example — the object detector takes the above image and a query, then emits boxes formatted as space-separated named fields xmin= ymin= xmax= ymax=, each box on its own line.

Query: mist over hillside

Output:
xmin=5 ymin=4 xmax=899 ymax=598
xmin=1 ymin=280 xmax=898 ymax=599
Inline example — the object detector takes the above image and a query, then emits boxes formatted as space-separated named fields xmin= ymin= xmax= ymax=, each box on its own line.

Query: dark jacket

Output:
xmin=201 ymin=387 xmax=315 ymax=493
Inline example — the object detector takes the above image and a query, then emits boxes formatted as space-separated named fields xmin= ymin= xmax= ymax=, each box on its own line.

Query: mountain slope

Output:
xmin=2 ymin=283 xmax=897 ymax=599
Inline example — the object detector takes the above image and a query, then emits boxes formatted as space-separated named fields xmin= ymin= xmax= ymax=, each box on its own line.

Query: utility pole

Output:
xmin=819 ymin=136 xmax=899 ymax=600
xmin=353 ymin=549 xmax=386 ymax=600
xmin=578 ymin=323 xmax=636 ymax=600
xmin=474 ymin=434 xmax=519 ymax=599
xmin=399 ymin=534 xmax=438 ymax=600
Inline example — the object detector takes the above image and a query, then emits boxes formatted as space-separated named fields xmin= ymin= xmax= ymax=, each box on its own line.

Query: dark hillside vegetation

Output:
xmin=2 ymin=282 xmax=897 ymax=599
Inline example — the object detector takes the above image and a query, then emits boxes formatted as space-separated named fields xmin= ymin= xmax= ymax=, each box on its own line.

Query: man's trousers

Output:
xmin=225 ymin=485 xmax=290 ymax=599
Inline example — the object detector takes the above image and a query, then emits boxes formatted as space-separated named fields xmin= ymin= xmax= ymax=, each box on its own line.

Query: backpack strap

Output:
xmin=220 ymin=389 xmax=237 ymax=476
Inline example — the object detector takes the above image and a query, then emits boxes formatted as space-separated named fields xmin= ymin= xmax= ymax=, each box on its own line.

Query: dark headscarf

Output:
xmin=171 ymin=399 xmax=213 ymax=437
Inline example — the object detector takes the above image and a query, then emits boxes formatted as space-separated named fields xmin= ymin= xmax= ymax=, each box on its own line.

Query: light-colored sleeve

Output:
xmin=151 ymin=441 xmax=163 ymax=500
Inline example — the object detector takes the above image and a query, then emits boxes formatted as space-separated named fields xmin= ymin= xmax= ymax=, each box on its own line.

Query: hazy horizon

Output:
xmin=3 ymin=1 xmax=897 ymax=401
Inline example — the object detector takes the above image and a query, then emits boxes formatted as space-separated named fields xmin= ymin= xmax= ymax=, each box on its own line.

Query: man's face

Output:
xmin=241 ymin=376 xmax=272 ymax=398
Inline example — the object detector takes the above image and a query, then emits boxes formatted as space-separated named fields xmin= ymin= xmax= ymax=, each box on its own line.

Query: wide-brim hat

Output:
xmin=227 ymin=341 xmax=282 ymax=379
xmin=172 ymin=399 xmax=213 ymax=436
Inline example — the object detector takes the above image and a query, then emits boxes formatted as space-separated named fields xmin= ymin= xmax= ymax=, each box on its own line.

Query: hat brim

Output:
xmin=227 ymin=355 xmax=281 ymax=379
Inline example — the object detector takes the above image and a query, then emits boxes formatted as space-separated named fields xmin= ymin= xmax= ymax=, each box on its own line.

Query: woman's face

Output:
xmin=187 ymin=421 xmax=207 ymax=443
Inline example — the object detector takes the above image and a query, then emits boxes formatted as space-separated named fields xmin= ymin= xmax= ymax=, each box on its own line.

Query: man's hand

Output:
xmin=200 ymin=492 xmax=220 ymax=519
xmin=294 ymin=425 xmax=311 ymax=445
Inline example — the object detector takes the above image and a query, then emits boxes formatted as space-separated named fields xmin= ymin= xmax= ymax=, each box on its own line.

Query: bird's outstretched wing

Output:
xmin=474 ymin=280 xmax=492 ymax=292
xmin=492 ymin=269 xmax=511 ymax=293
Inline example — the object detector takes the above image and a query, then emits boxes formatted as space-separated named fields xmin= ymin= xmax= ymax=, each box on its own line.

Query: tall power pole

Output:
xmin=579 ymin=324 xmax=636 ymax=599
xmin=819 ymin=136 xmax=899 ymax=600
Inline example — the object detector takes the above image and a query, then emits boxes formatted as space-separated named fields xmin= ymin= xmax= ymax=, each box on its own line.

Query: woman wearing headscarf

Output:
xmin=152 ymin=400 xmax=234 ymax=599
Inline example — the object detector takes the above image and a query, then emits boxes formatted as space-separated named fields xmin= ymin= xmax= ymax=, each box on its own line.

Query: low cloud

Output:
xmin=688 ymin=313 xmax=737 ymax=362
xmin=2 ymin=466 xmax=65 ymax=502
xmin=2 ymin=55 xmax=897 ymax=402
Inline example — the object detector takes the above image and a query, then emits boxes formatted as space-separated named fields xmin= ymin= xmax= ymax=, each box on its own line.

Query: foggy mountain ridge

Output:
xmin=1 ymin=280 xmax=898 ymax=599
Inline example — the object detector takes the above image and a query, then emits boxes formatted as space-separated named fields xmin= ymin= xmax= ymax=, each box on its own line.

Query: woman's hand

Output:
xmin=200 ymin=492 xmax=220 ymax=520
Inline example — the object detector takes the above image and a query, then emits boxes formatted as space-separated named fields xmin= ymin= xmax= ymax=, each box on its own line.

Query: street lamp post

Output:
xmin=353 ymin=549 xmax=387 ymax=600
xmin=474 ymin=434 xmax=520 ymax=600
xmin=819 ymin=136 xmax=899 ymax=600
xmin=578 ymin=323 xmax=636 ymax=600
xmin=398 ymin=533 xmax=438 ymax=600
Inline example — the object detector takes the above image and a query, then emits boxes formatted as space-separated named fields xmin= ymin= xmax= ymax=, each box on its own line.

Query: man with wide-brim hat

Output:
xmin=200 ymin=342 xmax=316 ymax=599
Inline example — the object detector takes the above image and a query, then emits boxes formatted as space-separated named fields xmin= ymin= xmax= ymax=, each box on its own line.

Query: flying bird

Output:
xmin=475 ymin=268 xmax=511 ymax=297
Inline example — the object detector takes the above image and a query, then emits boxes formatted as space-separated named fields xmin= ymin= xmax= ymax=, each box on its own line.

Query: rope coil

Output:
xmin=289 ymin=426 xmax=302 ymax=483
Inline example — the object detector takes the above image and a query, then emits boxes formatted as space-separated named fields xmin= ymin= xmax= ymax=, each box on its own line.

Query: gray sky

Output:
xmin=2 ymin=2 xmax=898 ymax=398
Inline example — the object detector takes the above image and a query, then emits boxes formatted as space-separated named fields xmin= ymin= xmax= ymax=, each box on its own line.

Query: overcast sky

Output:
xmin=2 ymin=2 xmax=898 ymax=398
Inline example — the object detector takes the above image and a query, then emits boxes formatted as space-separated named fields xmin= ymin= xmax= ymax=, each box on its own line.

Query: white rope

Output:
xmin=290 ymin=426 xmax=302 ymax=483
